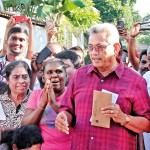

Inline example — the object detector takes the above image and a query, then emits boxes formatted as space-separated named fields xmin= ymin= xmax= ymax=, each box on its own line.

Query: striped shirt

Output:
xmin=60 ymin=62 xmax=150 ymax=150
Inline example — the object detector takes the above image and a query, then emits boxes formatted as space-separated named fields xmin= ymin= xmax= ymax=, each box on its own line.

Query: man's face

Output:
xmin=139 ymin=54 xmax=149 ymax=76
xmin=88 ymin=32 xmax=118 ymax=70
xmin=7 ymin=32 xmax=28 ymax=56
xmin=147 ymin=52 xmax=150 ymax=70
xmin=71 ymin=50 xmax=85 ymax=66
xmin=61 ymin=58 xmax=76 ymax=79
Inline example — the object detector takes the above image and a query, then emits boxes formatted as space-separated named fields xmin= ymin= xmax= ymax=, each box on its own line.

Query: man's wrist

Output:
xmin=129 ymin=35 xmax=136 ymax=39
xmin=121 ymin=114 xmax=131 ymax=126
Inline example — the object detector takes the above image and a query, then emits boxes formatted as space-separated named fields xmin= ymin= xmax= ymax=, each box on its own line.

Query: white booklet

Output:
xmin=102 ymin=89 xmax=118 ymax=103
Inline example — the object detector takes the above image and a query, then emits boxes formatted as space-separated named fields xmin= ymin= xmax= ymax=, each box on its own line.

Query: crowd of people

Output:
xmin=0 ymin=15 xmax=149 ymax=150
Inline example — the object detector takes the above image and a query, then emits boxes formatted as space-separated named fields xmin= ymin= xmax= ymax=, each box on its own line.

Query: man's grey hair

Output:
xmin=89 ymin=23 xmax=119 ymax=44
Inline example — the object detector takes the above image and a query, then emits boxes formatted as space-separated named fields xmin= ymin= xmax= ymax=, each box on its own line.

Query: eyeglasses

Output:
xmin=88 ymin=44 xmax=112 ymax=52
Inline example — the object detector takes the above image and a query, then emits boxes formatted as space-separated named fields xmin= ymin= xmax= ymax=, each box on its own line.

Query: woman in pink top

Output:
xmin=21 ymin=58 xmax=72 ymax=150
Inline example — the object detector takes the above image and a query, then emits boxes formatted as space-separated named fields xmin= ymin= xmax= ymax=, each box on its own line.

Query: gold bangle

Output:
xmin=38 ymin=105 xmax=44 ymax=111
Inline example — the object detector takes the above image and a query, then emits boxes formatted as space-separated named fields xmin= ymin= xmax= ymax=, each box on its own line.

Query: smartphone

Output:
xmin=14 ymin=16 xmax=27 ymax=23
xmin=36 ymin=46 xmax=52 ymax=64
xmin=117 ymin=21 xmax=124 ymax=29
xmin=140 ymin=22 xmax=150 ymax=30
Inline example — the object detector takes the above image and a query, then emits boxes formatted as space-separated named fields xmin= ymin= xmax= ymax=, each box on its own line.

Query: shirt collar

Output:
xmin=87 ymin=61 xmax=124 ymax=79
xmin=5 ymin=55 xmax=24 ymax=62
xmin=2 ymin=89 xmax=31 ymax=103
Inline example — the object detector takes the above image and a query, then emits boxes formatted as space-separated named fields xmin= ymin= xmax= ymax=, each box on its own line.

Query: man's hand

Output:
xmin=31 ymin=52 xmax=42 ymax=73
xmin=25 ymin=17 xmax=33 ymax=30
xmin=118 ymin=28 xmax=130 ymax=43
xmin=55 ymin=112 xmax=69 ymax=134
xmin=6 ymin=16 xmax=16 ymax=28
xmin=130 ymin=22 xmax=142 ymax=38
xmin=45 ymin=20 xmax=56 ymax=42
xmin=101 ymin=104 xmax=127 ymax=125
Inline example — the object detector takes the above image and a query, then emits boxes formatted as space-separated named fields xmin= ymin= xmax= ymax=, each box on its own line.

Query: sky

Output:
xmin=134 ymin=0 xmax=150 ymax=17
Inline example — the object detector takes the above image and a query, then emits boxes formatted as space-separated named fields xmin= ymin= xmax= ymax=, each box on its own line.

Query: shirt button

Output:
xmin=91 ymin=137 xmax=94 ymax=140
xmin=101 ymin=79 xmax=104 ymax=82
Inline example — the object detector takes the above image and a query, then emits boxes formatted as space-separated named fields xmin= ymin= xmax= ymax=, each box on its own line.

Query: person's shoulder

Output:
xmin=143 ymin=71 xmax=150 ymax=81
xmin=32 ymin=89 xmax=42 ymax=93
xmin=21 ymin=57 xmax=31 ymax=67
xmin=0 ymin=56 xmax=6 ymax=64
xmin=124 ymin=65 xmax=141 ymax=77
xmin=0 ymin=56 xmax=6 ymax=61
xmin=0 ymin=91 xmax=8 ymax=101
xmin=22 ymin=57 xmax=31 ymax=63
xmin=143 ymin=71 xmax=150 ymax=77
xmin=76 ymin=64 xmax=93 ymax=73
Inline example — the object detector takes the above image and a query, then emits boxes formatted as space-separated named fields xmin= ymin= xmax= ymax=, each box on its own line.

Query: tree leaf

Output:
xmin=42 ymin=4 xmax=54 ymax=14
xmin=37 ymin=5 xmax=54 ymax=18
xmin=16 ymin=0 xmax=30 ymax=5
xmin=72 ymin=0 xmax=85 ymax=8
xmin=32 ymin=0 xmax=43 ymax=5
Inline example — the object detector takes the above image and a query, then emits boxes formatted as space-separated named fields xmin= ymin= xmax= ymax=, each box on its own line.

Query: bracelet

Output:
xmin=121 ymin=114 xmax=130 ymax=126
xmin=38 ymin=105 xmax=44 ymax=111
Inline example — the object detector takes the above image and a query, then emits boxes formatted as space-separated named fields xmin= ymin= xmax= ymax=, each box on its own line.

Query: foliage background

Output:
xmin=3 ymin=0 xmax=150 ymax=64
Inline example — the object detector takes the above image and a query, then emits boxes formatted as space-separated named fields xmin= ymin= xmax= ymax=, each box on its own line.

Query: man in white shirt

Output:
xmin=143 ymin=46 xmax=150 ymax=150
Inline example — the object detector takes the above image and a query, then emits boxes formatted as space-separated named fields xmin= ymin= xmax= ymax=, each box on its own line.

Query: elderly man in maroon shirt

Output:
xmin=55 ymin=23 xmax=150 ymax=150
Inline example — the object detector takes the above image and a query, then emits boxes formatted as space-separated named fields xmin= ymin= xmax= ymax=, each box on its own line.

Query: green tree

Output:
xmin=3 ymin=0 xmax=100 ymax=30
xmin=132 ymin=10 xmax=142 ymax=23
xmin=93 ymin=0 xmax=137 ymax=29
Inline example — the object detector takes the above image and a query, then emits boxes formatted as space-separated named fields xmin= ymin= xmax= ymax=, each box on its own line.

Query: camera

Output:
xmin=13 ymin=16 xmax=27 ymax=23
xmin=117 ymin=21 xmax=124 ymax=29
xmin=140 ymin=22 xmax=150 ymax=30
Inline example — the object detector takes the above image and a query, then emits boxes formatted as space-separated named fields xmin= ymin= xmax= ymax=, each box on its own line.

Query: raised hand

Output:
xmin=25 ymin=17 xmax=33 ymax=30
xmin=6 ymin=16 xmax=16 ymax=28
xmin=130 ymin=22 xmax=142 ymax=38
xmin=31 ymin=52 xmax=42 ymax=73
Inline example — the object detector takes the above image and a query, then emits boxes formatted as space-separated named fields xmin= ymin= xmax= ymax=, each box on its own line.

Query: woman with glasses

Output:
xmin=0 ymin=60 xmax=31 ymax=149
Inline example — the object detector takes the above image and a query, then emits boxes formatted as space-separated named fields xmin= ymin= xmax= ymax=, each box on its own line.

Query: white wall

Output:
xmin=0 ymin=0 xmax=4 ymax=11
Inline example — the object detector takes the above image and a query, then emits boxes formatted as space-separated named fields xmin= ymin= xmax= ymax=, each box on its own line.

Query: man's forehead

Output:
xmin=141 ymin=54 xmax=148 ymax=60
xmin=88 ymin=33 xmax=107 ymax=43
xmin=9 ymin=32 xmax=27 ymax=39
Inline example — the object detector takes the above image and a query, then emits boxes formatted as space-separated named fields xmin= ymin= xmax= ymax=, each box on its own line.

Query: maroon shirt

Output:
xmin=60 ymin=62 xmax=150 ymax=150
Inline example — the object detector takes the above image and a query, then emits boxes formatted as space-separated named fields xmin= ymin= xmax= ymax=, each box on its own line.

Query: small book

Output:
xmin=91 ymin=90 xmax=112 ymax=128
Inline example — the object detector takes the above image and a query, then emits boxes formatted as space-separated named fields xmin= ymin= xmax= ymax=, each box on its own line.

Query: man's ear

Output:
xmin=12 ymin=144 xmax=18 ymax=150
xmin=5 ymin=40 xmax=8 ymax=45
xmin=6 ymin=79 xmax=9 ymax=85
xmin=113 ymin=43 xmax=120 ymax=55
xmin=42 ymin=75 xmax=45 ymax=83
